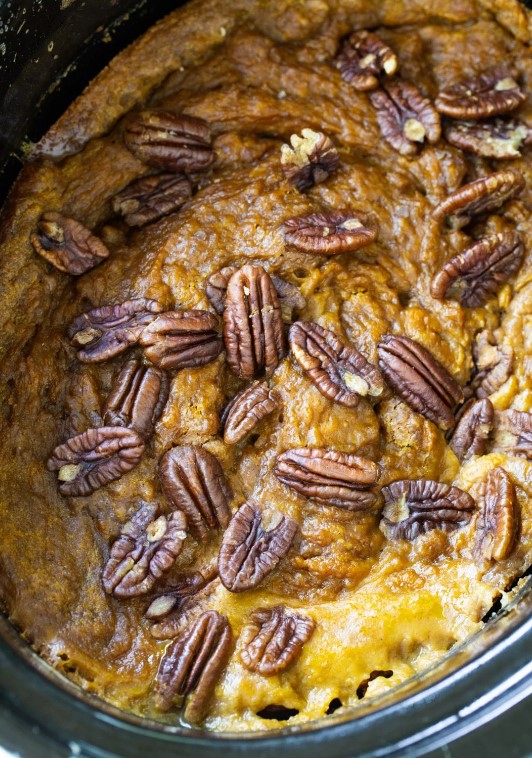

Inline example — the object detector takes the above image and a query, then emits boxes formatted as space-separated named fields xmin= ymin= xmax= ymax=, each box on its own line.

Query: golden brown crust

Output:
xmin=0 ymin=0 xmax=531 ymax=733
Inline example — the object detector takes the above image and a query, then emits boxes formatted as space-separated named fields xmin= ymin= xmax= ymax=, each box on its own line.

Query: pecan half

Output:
xmin=154 ymin=610 xmax=232 ymax=723
xmin=124 ymin=111 xmax=214 ymax=173
xmin=432 ymin=170 xmax=525 ymax=229
xmin=472 ymin=331 xmax=514 ymax=399
xmin=290 ymin=321 xmax=384 ymax=407
xmin=474 ymin=467 xmax=518 ymax=564
xmin=444 ymin=119 xmax=532 ymax=159
xmin=223 ymin=265 xmax=286 ymax=380
xmin=206 ymin=266 xmax=304 ymax=323
xmin=47 ymin=426 xmax=144 ymax=497
xmin=103 ymin=359 xmax=170 ymax=439
xmin=218 ymin=501 xmax=297 ymax=592
xmin=240 ymin=606 xmax=315 ymax=676
xmin=150 ymin=573 xmax=221 ymax=640
xmin=335 ymin=30 xmax=397 ymax=91
xmin=369 ymin=80 xmax=441 ymax=156
xmin=112 ymin=173 xmax=192 ymax=227
xmin=221 ymin=382 xmax=281 ymax=445
xmin=145 ymin=564 xmax=218 ymax=622
xmin=381 ymin=479 xmax=476 ymax=540
xmin=498 ymin=410 xmax=532 ymax=460
xmin=140 ymin=310 xmax=222 ymax=371
xmin=68 ymin=299 xmax=163 ymax=363
xmin=435 ymin=69 xmax=526 ymax=120
xmin=280 ymin=129 xmax=339 ymax=192
xmin=102 ymin=504 xmax=187 ymax=597
xmin=159 ymin=446 xmax=232 ymax=539
xmin=282 ymin=211 xmax=377 ymax=255
xmin=377 ymin=335 xmax=463 ymax=430
xmin=275 ymin=448 xmax=379 ymax=510
xmin=31 ymin=212 xmax=109 ymax=275
xmin=448 ymin=398 xmax=494 ymax=462
xmin=430 ymin=232 xmax=524 ymax=308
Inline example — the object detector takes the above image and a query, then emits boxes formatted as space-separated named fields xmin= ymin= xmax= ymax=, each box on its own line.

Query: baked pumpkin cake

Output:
xmin=0 ymin=0 xmax=531 ymax=732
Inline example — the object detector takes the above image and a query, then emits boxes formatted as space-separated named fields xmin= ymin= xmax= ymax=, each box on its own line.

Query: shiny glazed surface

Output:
xmin=0 ymin=0 xmax=531 ymax=734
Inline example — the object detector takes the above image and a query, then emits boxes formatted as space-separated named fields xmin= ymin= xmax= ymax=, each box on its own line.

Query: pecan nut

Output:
xmin=381 ymin=479 xmax=476 ymax=540
xmin=218 ymin=501 xmax=297 ymax=592
xmin=282 ymin=211 xmax=377 ymax=255
xmin=369 ymin=80 xmax=441 ymax=156
xmin=150 ymin=572 xmax=221 ymax=640
xmin=31 ymin=212 xmax=109 ymax=275
xmin=335 ymin=30 xmax=397 ymax=91
xmin=206 ymin=266 xmax=305 ymax=322
xmin=498 ymin=410 xmax=532 ymax=460
xmin=432 ymin=170 xmax=525 ymax=229
xmin=112 ymin=173 xmax=192 ymax=227
xmin=448 ymin=398 xmax=494 ymax=463
xmin=68 ymin=298 xmax=163 ymax=363
xmin=435 ymin=69 xmax=526 ymax=120
xmin=103 ymin=359 xmax=170 ymax=439
xmin=471 ymin=331 xmax=514 ymax=399
xmin=47 ymin=426 xmax=144 ymax=497
xmin=240 ymin=606 xmax=315 ymax=676
xmin=124 ymin=111 xmax=214 ymax=173
xmin=154 ymin=610 xmax=232 ymax=723
xmin=444 ymin=119 xmax=532 ymax=159
xmin=223 ymin=265 xmax=286 ymax=379
xmin=280 ymin=129 xmax=339 ymax=192
xmin=430 ymin=232 xmax=524 ymax=308
xmin=145 ymin=564 xmax=218 ymax=622
xmin=474 ymin=467 xmax=518 ymax=564
xmin=140 ymin=310 xmax=222 ymax=370
xmin=289 ymin=321 xmax=384 ymax=407
xmin=102 ymin=504 xmax=187 ymax=597
xmin=221 ymin=381 xmax=281 ymax=445
xmin=377 ymin=334 xmax=463 ymax=430
xmin=274 ymin=447 xmax=379 ymax=510
xmin=159 ymin=446 xmax=232 ymax=539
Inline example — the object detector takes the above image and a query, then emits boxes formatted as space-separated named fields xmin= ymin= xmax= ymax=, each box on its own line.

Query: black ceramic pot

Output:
xmin=0 ymin=2 xmax=531 ymax=756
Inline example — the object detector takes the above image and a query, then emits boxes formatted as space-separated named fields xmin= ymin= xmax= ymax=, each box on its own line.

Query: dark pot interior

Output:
xmin=0 ymin=1 xmax=531 ymax=756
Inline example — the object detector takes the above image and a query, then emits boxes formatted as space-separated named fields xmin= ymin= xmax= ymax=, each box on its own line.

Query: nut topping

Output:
xmin=435 ymin=69 xmax=526 ymax=120
xmin=474 ymin=467 xmax=518 ymax=564
xmin=274 ymin=448 xmax=379 ymax=510
xmin=206 ymin=266 xmax=305 ymax=322
xmin=430 ymin=231 xmax=524 ymax=308
xmin=159 ymin=446 xmax=232 ymax=539
xmin=240 ymin=606 xmax=315 ymax=676
xmin=448 ymin=398 xmax=494 ymax=463
xmin=218 ymin=501 xmax=297 ymax=592
xmin=369 ymin=80 xmax=441 ymax=156
xmin=432 ymin=170 xmax=525 ymax=229
xmin=47 ymin=426 xmax=144 ymax=497
xmin=103 ymin=359 xmax=170 ymax=439
xmin=497 ymin=410 xmax=532 ymax=460
xmin=377 ymin=335 xmax=463 ymax=430
xmin=335 ymin=30 xmax=397 ymax=91
xmin=68 ymin=299 xmax=163 ymax=363
xmin=472 ymin=331 xmax=514 ymax=399
xmin=444 ymin=119 xmax=532 ymax=159
xmin=124 ymin=111 xmax=214 ymax=173
xmin=381 ymin=479 xmax=476 ymax=540
xmin=102 ymin=504 xmax=187 ymax=597
xmin=280 ymin=129 xmax=339 ymax=192
xmin=154 ymin=610 xmax=232 ymax=723
xmin=221 ymin=381 xmax=281 ymax=445
xmin=145 ymin=564 xmax=218 ymax=622
xmin=112 ymin=173 xmax=192 ymax=227
xmin=290 ymin=321 xmax=384 ymax=408
xmin=31 ymin=212 xmax=109 ymax=275
xmin=223 ymin=265 xmax=286 ymax=380
xmin=140 ymin=310 xmax=222 ymax=371
xmin=282 ymin=211 xmax=377 ymax=255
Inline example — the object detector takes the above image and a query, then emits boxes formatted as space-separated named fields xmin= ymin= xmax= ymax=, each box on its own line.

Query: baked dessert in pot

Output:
xmin=0 ymin=0 xmax=530 ymax=733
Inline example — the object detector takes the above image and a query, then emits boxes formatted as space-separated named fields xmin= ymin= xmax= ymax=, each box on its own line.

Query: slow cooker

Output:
xmin=0 ymin=2 xmax=531 ymax=756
